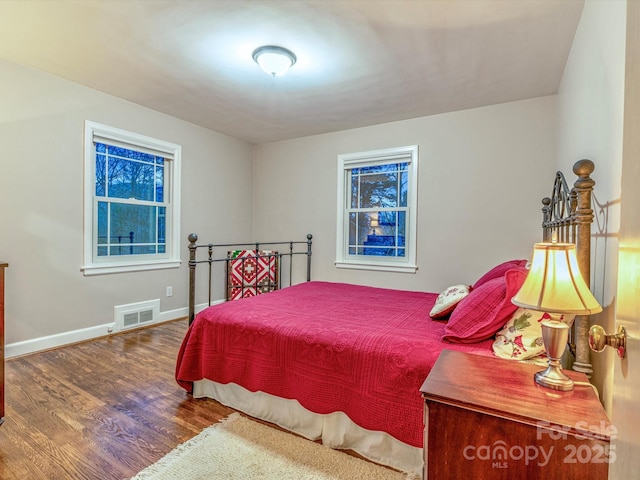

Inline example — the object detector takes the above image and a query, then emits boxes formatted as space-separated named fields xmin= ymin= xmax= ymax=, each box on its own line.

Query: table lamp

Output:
xmin=512 ymin=242 xmax=602 ymax=391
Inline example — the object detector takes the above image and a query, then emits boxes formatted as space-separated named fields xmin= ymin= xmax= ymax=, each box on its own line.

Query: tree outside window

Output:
xmin=336 ymin=146 xmax=418 ymax=273
xmin=82 ymin=121 xmax=181 ymax=276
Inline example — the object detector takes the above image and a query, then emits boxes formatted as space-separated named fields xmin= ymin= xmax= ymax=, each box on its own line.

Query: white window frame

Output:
xmin=82 ymin=121 xmax=182 ymax=276
xmin=335 ymin=145 xmax=418 ymax=273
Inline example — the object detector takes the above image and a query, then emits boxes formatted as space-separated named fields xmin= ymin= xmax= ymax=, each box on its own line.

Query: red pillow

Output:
xmin=443 ymin=268 xmax=528 ymax=344
xmin=472 ymin=259 xmax=528 ymax=289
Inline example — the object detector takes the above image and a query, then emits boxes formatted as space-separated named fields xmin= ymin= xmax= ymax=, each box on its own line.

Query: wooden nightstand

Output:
xmin=420 ymin=350 xmax=612 ymax=480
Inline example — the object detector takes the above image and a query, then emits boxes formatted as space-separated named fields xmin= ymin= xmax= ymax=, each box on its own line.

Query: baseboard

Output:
xmin=5 ymin=323 xmax=122 ymax=359
xmin=5 ymin=300 xmax=222 ymax=359
xmin=4 ymin=300 xmax=224 ymax=358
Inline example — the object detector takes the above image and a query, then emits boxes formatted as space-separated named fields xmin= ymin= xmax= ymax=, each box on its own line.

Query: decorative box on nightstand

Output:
xmin=420 ymin=350 xmax=612 ymax=480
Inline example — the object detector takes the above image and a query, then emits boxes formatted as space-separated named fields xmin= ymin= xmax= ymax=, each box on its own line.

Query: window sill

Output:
xmin=335 ymin=260 xmax=417 ymax=274
xmin=81 ymin=259 xmax=181 ymax=276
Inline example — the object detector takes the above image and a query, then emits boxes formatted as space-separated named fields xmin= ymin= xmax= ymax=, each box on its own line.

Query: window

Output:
xmin=83 ymin=121 xmax=181 ymax=275
xmin=336 ymin=145 xmax=418 ymax=273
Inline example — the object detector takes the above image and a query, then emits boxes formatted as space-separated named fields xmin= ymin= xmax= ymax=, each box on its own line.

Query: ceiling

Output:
xmin=0 ymin=0 xmax=584 ymax=144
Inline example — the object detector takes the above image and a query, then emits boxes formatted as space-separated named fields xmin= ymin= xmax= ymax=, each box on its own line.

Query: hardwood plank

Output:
xmin=0 ymin=319 xmax=234 ymax=480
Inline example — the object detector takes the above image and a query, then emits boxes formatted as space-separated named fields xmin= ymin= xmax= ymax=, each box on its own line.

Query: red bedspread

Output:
xmin=175 ymin=281 xmax=494 ymax=447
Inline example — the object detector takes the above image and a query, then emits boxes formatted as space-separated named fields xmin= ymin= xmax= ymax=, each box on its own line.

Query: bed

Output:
xmin=175 ymin=160 xmax=597 ymax=476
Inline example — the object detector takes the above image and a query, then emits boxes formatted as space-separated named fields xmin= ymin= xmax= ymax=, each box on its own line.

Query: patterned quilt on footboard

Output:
xmin=227 ymin=249 xmax=278 ymax=300
xmin=175 ymin=281 xmax=494 ymax=447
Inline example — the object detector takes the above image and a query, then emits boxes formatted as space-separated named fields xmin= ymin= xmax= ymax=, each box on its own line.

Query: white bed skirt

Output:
xmin=193 ymin=379 xmax=423 ymax=476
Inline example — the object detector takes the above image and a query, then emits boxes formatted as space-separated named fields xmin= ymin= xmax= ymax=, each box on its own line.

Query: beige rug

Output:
xmin=130 ymin=413 xmax=419 ymax=480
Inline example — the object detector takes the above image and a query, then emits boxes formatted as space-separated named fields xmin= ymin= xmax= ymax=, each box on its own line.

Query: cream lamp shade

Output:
xmin=512 ymin=242 xmax=602 ymax=391
xmin=512 ymin=242 xmax=602 ymax=315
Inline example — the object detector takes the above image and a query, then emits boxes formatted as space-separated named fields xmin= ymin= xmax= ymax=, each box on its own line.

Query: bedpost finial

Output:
xmin=542 ymin=197 xmax=551 ymax=206
xmin=307 ymin=234 xmax=313 ymax=241
xmin=573 ymin=159 xmax=595 ymax=177
xmin=188 ymin=233 xmax=198 ymax=244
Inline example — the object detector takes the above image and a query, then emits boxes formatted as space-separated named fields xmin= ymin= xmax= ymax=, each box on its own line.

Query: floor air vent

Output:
xmin=114 ymin=299 xmax=160 ymax=331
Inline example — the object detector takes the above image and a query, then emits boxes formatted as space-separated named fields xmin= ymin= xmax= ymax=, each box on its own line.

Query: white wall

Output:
xmin=556 ymin=0 xmax=627 ymax=411
xmin=0 ymin=34 xmax=576 ymax=357
xmin=253 ymin=96 xmax=557 ymax=293
xmin=0 ymin=59 xmax=254 ymax=354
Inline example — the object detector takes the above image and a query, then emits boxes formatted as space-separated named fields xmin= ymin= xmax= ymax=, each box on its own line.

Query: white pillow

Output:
xmin=493 ymin=308 xmax=575 ymax=360
xmin=429 ymin=284 xmax=471 ymax=319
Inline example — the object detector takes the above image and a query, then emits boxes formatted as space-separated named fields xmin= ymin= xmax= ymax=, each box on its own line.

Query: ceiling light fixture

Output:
xmin=252 ymin=45 xmax=297 ymax=77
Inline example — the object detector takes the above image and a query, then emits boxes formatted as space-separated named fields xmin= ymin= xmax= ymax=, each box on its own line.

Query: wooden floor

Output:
xmin=0 ymin=319 xmax=235 ymax=480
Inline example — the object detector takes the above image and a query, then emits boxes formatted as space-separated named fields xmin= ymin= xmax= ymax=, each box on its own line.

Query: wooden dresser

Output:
xmin=0 ymin=262 xmax=6 ymax=424
xmin=420 ymin=350 xmax=612 ymax=480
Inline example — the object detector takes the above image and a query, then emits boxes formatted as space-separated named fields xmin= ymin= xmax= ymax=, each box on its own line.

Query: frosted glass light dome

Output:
xmin=252 ymin=45 xmax=297 ymax=77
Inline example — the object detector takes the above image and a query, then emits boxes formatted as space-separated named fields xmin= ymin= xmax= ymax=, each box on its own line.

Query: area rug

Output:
xmin=130 ymin=413 xmax=419 ymax=480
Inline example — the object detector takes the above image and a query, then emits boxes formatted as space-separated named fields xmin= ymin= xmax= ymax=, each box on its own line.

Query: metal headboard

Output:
xmin=541 ymin=159 xmax=596 ymax=376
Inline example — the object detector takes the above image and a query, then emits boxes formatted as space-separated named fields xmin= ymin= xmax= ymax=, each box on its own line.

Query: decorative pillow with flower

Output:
xmin=492 ymin=308 xmax=575 ymax=360
xmin=429 ymin=284 xmax=472 ymax=319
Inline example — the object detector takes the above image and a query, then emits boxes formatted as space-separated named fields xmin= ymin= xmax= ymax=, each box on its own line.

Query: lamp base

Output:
xmin=534 ymin=365 xmax=574 ymax=391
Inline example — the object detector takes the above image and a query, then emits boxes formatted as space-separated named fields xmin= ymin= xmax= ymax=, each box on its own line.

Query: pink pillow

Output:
xmin=472 ymin=259 xmax=528 ymax=289
xmin=443 ymin=268 xmax=528 ymax=344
